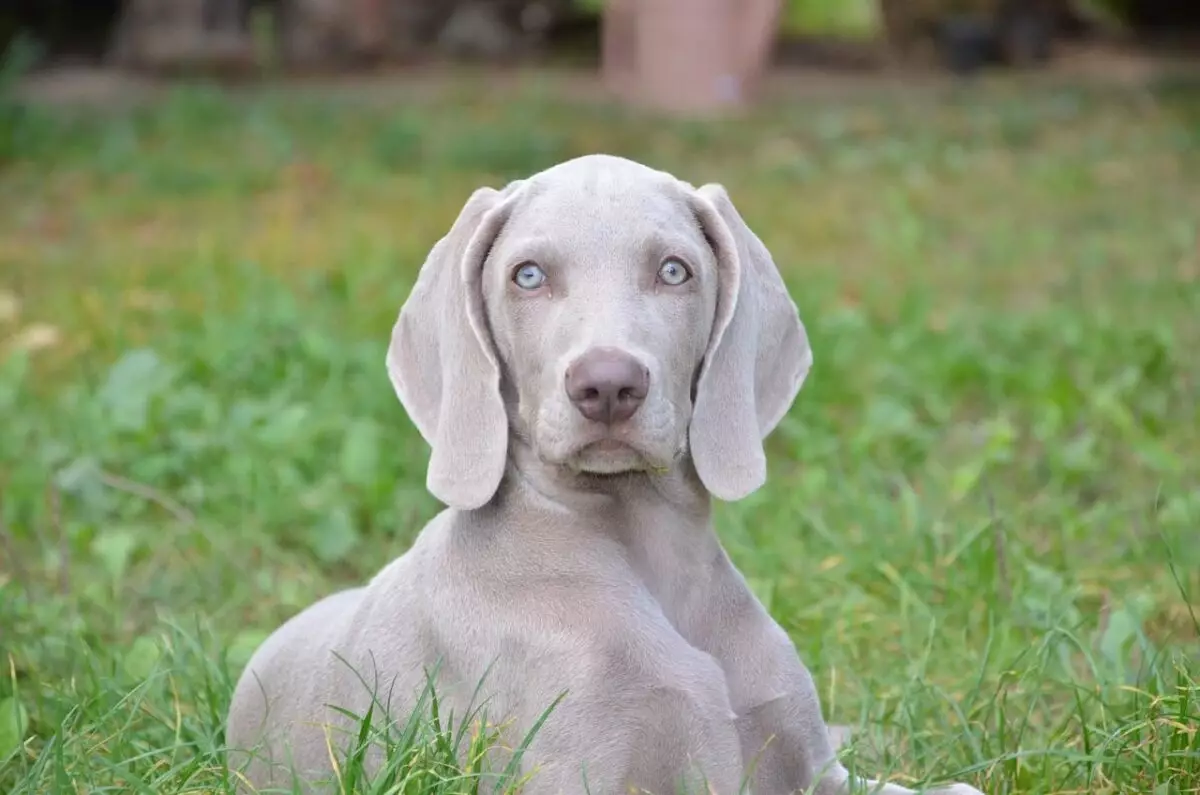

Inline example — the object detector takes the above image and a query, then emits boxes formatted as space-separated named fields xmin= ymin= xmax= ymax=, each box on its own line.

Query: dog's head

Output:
xmin=387 ymin=155 xmax=812 ymax=510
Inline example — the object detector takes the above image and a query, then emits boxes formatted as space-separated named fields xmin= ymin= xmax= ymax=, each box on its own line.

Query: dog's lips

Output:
xmin=540 ymin=418 xmax=674 ymax=473
xmin=587 ymin=438 xmax=631 ymax=453
xmin=561 ymin=433 xmax=646 ymax=471
xmin=576 ymin=430 xmax=650 ymax=458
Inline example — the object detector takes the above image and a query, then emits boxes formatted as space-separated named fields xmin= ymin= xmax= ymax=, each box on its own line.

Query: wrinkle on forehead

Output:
xmin=532 ymin=152 xmax=677 ymax=189
xmin=494 ymin=175 xmax=709 ymax=277
xmin=518 ymin=156 xmax=692 ymax=228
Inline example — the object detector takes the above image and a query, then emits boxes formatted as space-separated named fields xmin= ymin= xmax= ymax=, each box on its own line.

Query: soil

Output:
xmin=12 ymin=39 xmax=1200 ymax=111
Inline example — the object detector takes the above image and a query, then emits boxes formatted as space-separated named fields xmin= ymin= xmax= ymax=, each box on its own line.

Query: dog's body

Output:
xmin=227 ymin=462 xmax=819 ymax=794
xmin=227 ymin=155 xmax=982 ymax=795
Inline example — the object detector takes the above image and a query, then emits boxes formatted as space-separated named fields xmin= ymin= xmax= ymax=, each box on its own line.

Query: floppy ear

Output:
xmin=386 ymin=185 xmax=517 ymax=510
xmin=688 ymin=183 xmax=813 ymax=501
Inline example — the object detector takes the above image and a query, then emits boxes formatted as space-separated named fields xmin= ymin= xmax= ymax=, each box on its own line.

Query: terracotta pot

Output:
xmin=353 ymin=0 xmax=386 ymax=57
xmin=733 ymin=0 xmax=782 ymax=95
xmin=603 ymin=0 xmax=780 ymax=115
xmin=601 ymin=0 xmax=637 ymax=94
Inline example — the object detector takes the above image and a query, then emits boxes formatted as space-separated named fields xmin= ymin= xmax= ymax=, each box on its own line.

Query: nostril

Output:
xmin=565 ymin=347 xmax=651 ymax=424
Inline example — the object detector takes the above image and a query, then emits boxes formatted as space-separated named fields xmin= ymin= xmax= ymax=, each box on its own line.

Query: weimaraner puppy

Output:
xmin=226 ymin=154 xmax=983 ymax=795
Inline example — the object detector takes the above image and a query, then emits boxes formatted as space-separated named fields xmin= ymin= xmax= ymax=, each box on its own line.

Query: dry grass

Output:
xmin=1 ymin=66 xmax=1198 ymax=792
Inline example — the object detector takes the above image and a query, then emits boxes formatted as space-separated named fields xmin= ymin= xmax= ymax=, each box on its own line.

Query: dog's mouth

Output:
xmin=529 ymin=409 xmax=678 ymax=475
xmin=586 ymin=438 xmax=631 ymax=453
xmin=576 ymin=429 xmax=648 ymax=459
xmin=572 ymin=437 xmax=641 ymax=470
xmin=564 ymin=434 xmax=676 ymax=476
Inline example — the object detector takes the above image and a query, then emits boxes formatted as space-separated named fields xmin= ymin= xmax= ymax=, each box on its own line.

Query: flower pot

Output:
xmin=603 ymin=0 xmax=780 ymax=115
xmin=600 ymin=0 xmax=637 ymax=94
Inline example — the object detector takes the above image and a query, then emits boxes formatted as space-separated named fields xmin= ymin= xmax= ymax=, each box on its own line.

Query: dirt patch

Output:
xmin=12 ymin=40 xmax=1200 ymax=112
xmin=14 ymin=64 xmax=164 ymax=108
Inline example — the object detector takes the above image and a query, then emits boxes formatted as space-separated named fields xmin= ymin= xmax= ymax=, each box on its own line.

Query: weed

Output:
xmin=1 ymin=72 xmax=1198 ymax=793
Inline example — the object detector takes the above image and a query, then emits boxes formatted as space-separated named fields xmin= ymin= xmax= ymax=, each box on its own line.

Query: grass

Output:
xmin=0 ymin=64 xmax=1198 ymax=793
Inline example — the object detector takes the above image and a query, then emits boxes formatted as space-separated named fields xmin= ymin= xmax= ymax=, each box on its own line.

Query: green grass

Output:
xmin=1 ymin=67 xmax=1198 ymax=793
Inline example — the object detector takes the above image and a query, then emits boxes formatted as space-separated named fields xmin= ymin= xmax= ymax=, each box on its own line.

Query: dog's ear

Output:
xmin=687 ymin=183 xmax=813 ymax=501
xmin=387 ymin=185 xmax=519 ymax=510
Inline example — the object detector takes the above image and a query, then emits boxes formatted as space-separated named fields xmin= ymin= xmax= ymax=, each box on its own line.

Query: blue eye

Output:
xmin=513 ymin=262 xmax=547 ymax=290
xmin=657 ymin=258 xmax=691 ymax=286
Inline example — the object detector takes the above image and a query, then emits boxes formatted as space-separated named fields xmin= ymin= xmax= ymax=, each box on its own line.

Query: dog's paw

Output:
xmin=927 ymin=784 xmax=984 ymax=795
xmin=827 ymin=723 xmax=854 ymax=751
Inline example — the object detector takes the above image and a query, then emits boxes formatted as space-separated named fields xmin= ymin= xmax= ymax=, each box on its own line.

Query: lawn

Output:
xmin=1 ymin=66 xmax=1198 ymax=793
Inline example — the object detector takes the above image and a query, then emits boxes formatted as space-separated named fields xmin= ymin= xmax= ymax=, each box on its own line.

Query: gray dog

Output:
xmin=226 ymin=154 xmax=984 ymax=795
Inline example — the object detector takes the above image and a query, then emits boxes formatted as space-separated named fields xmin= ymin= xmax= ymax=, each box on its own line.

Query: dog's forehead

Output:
xmin=513 ymin=156 xmax=695 ymax=236
xmin=530 ymin=153 xmax=679 ymax=192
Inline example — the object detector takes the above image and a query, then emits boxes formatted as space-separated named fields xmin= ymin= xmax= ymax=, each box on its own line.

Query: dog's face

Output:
xmin=481 ymin=161 xmax=719 ymax=476
xmin=387 ymin=154 xmax=812 ymax=510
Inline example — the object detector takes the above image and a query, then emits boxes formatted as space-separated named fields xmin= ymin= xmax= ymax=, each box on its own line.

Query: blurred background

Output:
xmin=1 ymin=1 xmax=1199 ymax=793
xmin=4 ymin=1 xmax=1200 ymax=107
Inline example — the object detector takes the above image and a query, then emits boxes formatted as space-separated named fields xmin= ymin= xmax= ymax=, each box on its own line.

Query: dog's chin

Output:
xmin=566 ymin=440 xmax=659 ymax=476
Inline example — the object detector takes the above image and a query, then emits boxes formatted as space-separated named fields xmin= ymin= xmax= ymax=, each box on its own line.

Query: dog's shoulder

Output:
xmin=364 ymin=508 xmax=457 ymax=590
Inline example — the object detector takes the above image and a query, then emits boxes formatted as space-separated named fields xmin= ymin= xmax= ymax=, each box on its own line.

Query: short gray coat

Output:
xmin=226 ymin=154 xmax=983 ymax=795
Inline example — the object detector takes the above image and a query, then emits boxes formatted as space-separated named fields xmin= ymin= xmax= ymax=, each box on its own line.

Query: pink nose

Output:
xmin=565 ymin=348 xmax=650 ymax=424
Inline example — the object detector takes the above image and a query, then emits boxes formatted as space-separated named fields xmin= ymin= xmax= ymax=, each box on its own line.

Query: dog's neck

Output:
xmin=499 ymin=435 xmax=715 ymax=533
xmin=475 ymin=436 xmax=731 ymax=625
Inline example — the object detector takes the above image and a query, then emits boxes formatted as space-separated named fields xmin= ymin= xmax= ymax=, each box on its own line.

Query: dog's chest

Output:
xmin=611 ymin=506 xmax=726 ymax=641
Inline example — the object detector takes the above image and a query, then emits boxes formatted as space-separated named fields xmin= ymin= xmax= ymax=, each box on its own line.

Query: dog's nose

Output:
xmin=565 ymin=348 xmax=650 ymax=424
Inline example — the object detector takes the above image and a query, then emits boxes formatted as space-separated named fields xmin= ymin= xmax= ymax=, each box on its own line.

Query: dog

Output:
xmin=226 ymin=154 xmax=984 ymax=795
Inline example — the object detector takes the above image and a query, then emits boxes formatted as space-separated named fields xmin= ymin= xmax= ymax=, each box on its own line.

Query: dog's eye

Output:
xmin=513 ymin=262 xmax=547 ymax=291
xmin=657 ymin=258 xmax=691 ymax=287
